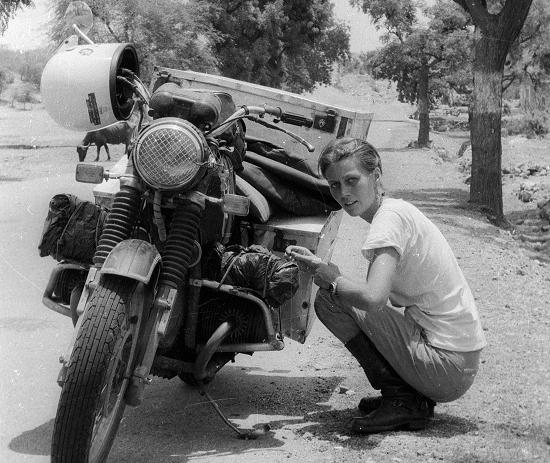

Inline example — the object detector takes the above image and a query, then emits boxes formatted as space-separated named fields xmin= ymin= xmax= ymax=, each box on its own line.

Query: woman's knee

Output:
xmin=314 ymin=289 xmax=333 ymax=316
xmin=314 ymin=289 xmax=361 ymax=341
xmin=314 ymin=289 xmax=349 ymax=321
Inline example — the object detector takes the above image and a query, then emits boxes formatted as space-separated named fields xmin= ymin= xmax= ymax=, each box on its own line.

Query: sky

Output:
xmin=0 ymin=0 xmax=380 ymax=53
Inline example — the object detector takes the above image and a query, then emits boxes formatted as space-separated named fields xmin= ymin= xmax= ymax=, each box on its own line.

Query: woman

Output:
xmin=286 ymin=138 xmax=486 ymax=434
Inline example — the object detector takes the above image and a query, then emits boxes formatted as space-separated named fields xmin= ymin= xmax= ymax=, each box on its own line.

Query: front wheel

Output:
xmin=51 ymin=276 xmax=143 ymax=463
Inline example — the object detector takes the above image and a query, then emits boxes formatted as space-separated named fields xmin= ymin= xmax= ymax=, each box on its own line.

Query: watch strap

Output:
xmin=329 ymin=279 xmax=338 ymax=296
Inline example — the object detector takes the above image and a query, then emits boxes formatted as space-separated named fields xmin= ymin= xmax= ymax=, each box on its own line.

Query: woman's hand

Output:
xmin=313 ymin=262 xmax=342 ymax=290
xmin=286 ymin=245 xmax=342 ymax=290
xmin=285 ymin=245 xmax=322 ymax=273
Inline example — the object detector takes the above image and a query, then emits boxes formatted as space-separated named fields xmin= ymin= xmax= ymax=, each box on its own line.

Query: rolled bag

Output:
xmin=245 ymin=136 xmax=318 ymax=177
xmin=239 ymin=150 xmax=340 ymax=217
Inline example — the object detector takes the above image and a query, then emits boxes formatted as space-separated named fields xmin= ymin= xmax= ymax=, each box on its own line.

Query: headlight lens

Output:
xmin=133 ymin=118 xmax=208 ymax=190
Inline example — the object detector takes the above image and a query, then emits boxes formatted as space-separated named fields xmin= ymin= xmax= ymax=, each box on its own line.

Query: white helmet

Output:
xmin=41 ymin=43 xmax=139 ymax=131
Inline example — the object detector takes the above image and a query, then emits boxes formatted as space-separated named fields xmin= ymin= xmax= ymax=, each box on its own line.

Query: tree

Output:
xmin=351 ymin=0 xmax=472 ymax=147
xmin=202 ymin=0 xmax=350 ymax=93
xmin=18 ymin=47 xmax=47 ymax=86
xmin=51 ymin=0 xmax=219 ymax=81
xmin=0 ymin=0 xmax=32 ymax=34
xmin=451 ymin=0 xmax=533 ymax=223
xmin=0 ymin=69 xmax=9 ymax=95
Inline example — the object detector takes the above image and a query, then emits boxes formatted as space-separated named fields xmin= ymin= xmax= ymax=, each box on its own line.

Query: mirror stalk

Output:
xmin=72 ymin=24 xmax=94 ymax=44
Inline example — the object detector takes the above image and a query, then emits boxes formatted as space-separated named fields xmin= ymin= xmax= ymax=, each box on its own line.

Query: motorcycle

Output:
xmin=39 ymin=3 xmax=345 ymax=462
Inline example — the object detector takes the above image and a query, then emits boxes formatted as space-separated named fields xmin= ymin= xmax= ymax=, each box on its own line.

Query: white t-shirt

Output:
xmin=361 ymin=198 xmax=487 ymax=352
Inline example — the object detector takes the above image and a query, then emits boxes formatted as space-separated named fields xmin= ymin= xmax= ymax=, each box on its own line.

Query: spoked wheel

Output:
xmin=51 ymin=276 xmax=143 ymax=463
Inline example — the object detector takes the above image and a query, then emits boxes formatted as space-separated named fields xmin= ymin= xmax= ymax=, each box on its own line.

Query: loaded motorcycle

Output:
xmin=36 ymin=3 xmax=369 ymax=462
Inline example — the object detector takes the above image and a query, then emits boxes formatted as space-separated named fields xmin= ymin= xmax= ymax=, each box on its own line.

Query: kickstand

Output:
xmin=200 ymin=388 xmax=265 ymax=440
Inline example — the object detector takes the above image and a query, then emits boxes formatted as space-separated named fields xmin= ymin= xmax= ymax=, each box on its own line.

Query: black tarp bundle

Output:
xmin=212 ymin=244 xmax=300 ymax=307
xmin=38 ymin=194 xmax=107 ymax=264
xmin=239 ymin=138 xmax=341 ymax=220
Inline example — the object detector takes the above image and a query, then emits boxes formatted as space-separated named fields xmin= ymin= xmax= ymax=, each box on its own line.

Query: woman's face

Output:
xmin=325 ymin=156 xmax=380 ymax=222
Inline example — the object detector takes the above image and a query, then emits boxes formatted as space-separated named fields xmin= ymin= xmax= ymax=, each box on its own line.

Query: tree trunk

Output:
xmin=417 ymin=61 xmax=430 ymax=147
xmin=469 ymin=30 xmax=505 ymax=220
xmin=453 ymin=0 xmax=533 ymax=224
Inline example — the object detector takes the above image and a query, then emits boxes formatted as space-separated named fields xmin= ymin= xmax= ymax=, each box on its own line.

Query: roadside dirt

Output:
xmin=1 ymin=98 xmax=549 ymax=462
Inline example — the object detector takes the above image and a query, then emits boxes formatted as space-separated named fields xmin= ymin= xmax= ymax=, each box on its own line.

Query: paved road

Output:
xmin=0 ymin=175 xmax=94 ymax=462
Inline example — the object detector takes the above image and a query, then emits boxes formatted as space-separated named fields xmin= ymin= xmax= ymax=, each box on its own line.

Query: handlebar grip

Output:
xmin=262 ymin=105 xmax=283 ymax=118
xmin=280 ymin=112 xmax=314 ymax=128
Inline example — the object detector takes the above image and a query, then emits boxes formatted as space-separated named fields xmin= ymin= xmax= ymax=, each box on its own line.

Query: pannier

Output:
xmin=38 ymin=194 xmax=107 ymax=264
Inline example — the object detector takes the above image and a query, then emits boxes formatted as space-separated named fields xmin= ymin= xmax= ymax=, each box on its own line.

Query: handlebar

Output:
xmin=207 ymin=105 xmax=315 ymax=152
xmin=260 ymin=105 xmax=283 ymax=118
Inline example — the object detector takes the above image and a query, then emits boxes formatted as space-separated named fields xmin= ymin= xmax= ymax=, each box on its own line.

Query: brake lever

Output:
xmin=246 ymin=116 xmax=315 ymax=152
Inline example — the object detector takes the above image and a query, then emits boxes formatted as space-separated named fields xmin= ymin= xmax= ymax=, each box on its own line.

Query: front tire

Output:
xmin=51 ymin=276 xmax=142 ymax=463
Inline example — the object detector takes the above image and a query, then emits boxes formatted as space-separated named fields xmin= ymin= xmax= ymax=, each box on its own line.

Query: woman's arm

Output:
xmin=288 ymin=245 xmax=399 ymax=312
xmin=328 ymin=247 xmax=399 ymax=311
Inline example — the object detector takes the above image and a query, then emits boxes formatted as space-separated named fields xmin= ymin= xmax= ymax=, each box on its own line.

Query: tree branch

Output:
xmin=497 ymin=0 xmax=533 ymax=41
xmin=519 ymin=23 xmax=541 ymax=45
xmin=426 ymin=53 xmax=444 ymax=64
xmin=453 ymin=0 xmax=468 ymax=10
xmin=502 ymin=74 xmax=516 ymax=92
xmin=454 ymin=0 xmax=493 ymax=31
xmin=226 ymin=1 xmax=244 ymax=15
xmin=102 ymin=18 xmax=122 ymax=42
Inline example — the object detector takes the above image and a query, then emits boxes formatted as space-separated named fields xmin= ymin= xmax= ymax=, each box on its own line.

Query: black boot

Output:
xmin=358 ymin=396 xmax=383 ymax=414
xmin=352 ymin=390 xmax=434 ymax=433
xmin=358 ymin=396 xmax=435 ymax=417
xmin=345 ymin=332 xmax=434 ymax=434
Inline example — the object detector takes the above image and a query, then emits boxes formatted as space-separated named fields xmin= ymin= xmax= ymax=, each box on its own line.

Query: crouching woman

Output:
xmin=286 ymin=138 xmax=486 ymax=434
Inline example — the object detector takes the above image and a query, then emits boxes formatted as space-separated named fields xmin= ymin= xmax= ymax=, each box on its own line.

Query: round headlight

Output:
xmin=134 ymin=118 xmax=209 ymax=190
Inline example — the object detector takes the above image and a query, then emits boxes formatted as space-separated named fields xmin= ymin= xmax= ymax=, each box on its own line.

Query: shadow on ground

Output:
xmin=8 ymin=420 xmax=54 ymax=456
xmin=389 ymin=187 xmax=502 ymax=234
xmin=294 ymin=410 xmax=478 ymax=451
xmin=9 ymin=367 xmax=346 ymax=461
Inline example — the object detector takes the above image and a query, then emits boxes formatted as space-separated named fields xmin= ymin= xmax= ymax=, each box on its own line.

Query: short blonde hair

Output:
xmin=318 ymin=137 xmax=382 ymax=178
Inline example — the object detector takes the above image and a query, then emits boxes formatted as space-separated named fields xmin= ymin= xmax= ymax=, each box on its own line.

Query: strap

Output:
xmin=56 ymin=202 xmax=85 ymax=259
xmin=217 ymin=250 xmax=244 ymax=290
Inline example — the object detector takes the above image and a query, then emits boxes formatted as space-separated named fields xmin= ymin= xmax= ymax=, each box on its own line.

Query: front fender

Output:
xmin=100 ymin=239 xmax=161 ymax=284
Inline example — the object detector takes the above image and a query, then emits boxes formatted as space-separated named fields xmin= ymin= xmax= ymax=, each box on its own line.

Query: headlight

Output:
xmin=134 ymin=118 xmax=209 ymax=190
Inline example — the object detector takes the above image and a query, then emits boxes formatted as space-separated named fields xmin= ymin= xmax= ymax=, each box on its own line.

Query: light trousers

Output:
xmin=314 ymin=289 xmax=481 ymax=402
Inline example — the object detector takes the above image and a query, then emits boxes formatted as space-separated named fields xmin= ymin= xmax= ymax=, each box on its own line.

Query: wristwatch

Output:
xmin=328 ymin=279 xmax=338 ymax=296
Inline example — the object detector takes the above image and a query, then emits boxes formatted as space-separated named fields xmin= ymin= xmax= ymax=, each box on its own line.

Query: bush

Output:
xmin=503 ymin=111 xmax=549 ymax=138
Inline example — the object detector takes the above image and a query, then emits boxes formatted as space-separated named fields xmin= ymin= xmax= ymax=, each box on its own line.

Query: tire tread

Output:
xmin=51 ymin=276 xmax=136 ymax=463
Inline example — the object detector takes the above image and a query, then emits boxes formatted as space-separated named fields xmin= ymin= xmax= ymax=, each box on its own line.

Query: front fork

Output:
xmin=59 ymin=175 xmax=207 ymax=398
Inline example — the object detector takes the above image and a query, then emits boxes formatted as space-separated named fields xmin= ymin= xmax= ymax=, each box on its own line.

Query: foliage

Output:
xmin=18 ymin=47 xmax=47 ymax=85
xmin=7 ymin=80 xmax=37 ymax=108
xmin=350 ymin=0 xmax=417 ymax=40
xmin=351 ymin=0 xmax=472 ymax=147
xmin=202 ymin=0 xmax=350 ymax=93
xmin=0 ymin=68 xmax=6 ymax=95
xmin=0 ymin=47 xmax=44 ymax=97
xmin=504 ymin=0 xmax=550 ymax=95
xmin=0 ymin=0 xmax=32 ymax=33
xmin=48 ymin=0 xmax=349 ymax=92
xmin=340 ymin=51 xmax=376 ymax=75
xmin=504 ymin=111 xmax=549 ymax=138
xmin=50 ymin=0 xmax=220 ymax=81
xmin=363 ymin=1 xmax=472 ymax=106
